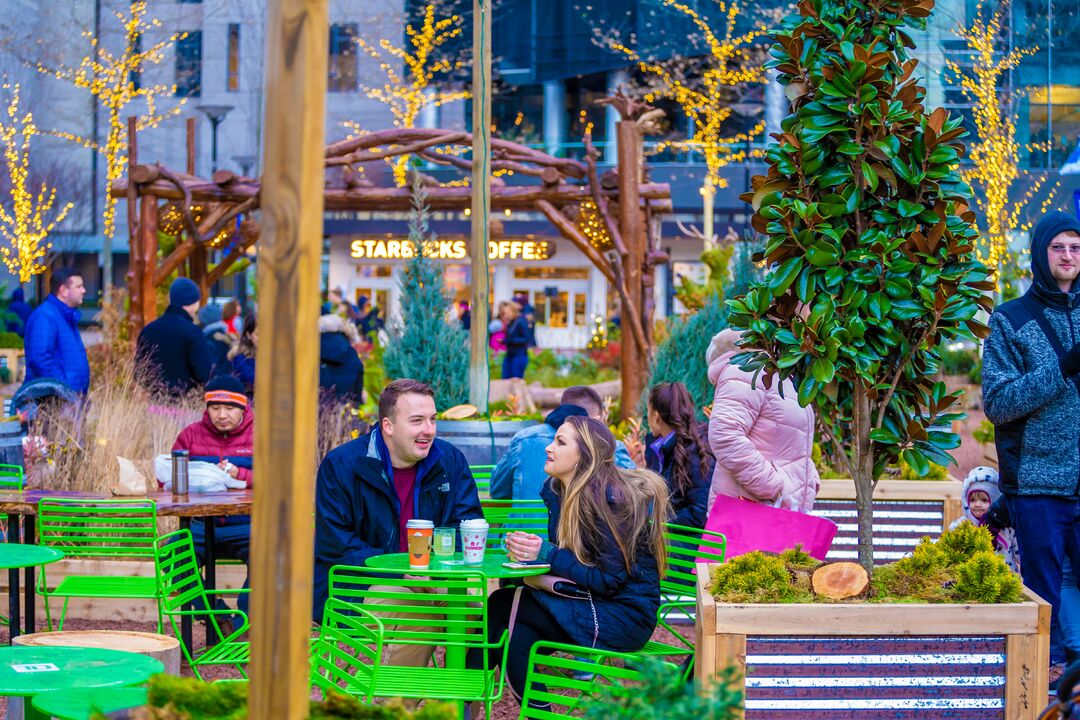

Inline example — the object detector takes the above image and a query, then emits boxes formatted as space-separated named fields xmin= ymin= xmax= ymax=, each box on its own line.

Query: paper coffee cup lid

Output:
xmin=460 ymin=518 xmax=489 ymax=528
xmin=406 ymin=519 xmax=434 ymax=528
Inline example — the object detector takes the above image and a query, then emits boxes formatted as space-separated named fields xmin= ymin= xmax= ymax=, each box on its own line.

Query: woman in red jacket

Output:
xmin=172 ymin=375 xmax=253 ymax=617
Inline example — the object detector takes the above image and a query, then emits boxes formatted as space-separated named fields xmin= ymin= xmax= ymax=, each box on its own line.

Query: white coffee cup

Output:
xmin=460 ymin=518 xmax=489 ymax=565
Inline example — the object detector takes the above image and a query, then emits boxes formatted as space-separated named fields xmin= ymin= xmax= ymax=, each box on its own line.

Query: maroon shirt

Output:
xmin=393 ymin=465 xmax=418 ymax=551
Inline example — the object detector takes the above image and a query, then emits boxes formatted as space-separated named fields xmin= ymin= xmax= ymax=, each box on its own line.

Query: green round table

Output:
xmin=0 ymin=544 xmax=64 ymax=641
xmin=32 ymin=686 xmax=147 ymax=720
xmin=0 ymin=646 xmax=162 ymax=720
xmin=365 ymin=551 xmax=550 ymax=579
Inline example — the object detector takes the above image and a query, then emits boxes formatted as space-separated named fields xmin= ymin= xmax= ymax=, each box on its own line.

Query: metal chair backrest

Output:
xmin=310 ymin=598 xmax=382 ymax=696
xmin=481 ymin=498 xmax=549 ymax=549
xmin=153 ymin=529 xmax=208 ymax=612
xmin=37 ymin=497 xmax=157 ymax=559
xmin=471 ymin=464 xmax=496 ymax=495
xmin=0 ymin=463 xmax=24 ymax=490
xmin=661 ymin=522 xmax=726 ymax=596
xmin=519 ymin=641 xmax=675 ymax=719
xmin=328 ymin=566 xmax=487 ymax=647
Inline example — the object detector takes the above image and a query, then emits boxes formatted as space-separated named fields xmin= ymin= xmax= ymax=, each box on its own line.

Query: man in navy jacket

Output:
xmin=313 ymin=378 xmax=482 ymax=664
xmin=24 ymin=268 xmax=89 ymax=394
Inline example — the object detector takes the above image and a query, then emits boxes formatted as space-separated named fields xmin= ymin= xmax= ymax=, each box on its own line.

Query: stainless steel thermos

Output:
xmin=171 ymin=449 xmax=190 ymax=495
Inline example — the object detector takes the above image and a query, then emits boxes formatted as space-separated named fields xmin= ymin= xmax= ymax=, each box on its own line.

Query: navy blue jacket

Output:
xmin=312 ymin=428 xmax=482 ymax=619
xmin=645 ymin=432 xmax=711 ymax=529
xmin=24 ymin=295 xmax=89 ymax=393
xmin=532 ymin=479 xmax=661 ymax=652
xmin=505 ymin=317 xmax=530 ymax=356
xmin=318 ymin=332 xmax=364 ymax=403
xmin=135 ymin=305 xmax=212 ymax=396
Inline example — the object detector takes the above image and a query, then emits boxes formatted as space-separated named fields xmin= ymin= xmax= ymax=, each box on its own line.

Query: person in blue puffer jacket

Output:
xmin=23 ymin=268 xmax=89 ymax=394
xmin=467 ymin=415 xmax=669 ymax=708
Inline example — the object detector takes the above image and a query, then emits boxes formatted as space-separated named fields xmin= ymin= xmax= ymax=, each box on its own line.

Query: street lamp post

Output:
xmin=196 ymin=104 xmax=234 ymax=173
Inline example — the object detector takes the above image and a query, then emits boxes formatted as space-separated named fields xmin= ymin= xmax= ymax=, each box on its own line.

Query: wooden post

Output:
xmin=249 ymin=0 xmax=327 ymax=716
xmin=186 ymin=118 xmax=196 ymax=176
xmin=138 ymin=197 xmax=158 ymax=324
xmin=468 ymin=0 xmax=492 ymax=411
xmin=125 ymin=117 xmax=142 ymax=333
xmin=617 ymin=120 xmax=645 ymax=418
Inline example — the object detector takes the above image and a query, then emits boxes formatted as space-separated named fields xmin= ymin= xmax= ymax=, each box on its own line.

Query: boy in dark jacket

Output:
xmin=313 ymin=378 xmax=483 ymax=664
xmin=173 ymin=375 xmax=254 ymax=615
xmin=135 ymin=277 xmax=211 ymax=397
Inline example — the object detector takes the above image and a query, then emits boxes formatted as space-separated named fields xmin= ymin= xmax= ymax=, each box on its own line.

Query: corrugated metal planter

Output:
xmin=695 ymin=563 xmax=1050 ymax=719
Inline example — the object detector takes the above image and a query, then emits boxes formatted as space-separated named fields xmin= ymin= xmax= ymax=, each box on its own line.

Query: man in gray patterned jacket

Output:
xmin=983 ymin=210 xmax=1080 ymax=669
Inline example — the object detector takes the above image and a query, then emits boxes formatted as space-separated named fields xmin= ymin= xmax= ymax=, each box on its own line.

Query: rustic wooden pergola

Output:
xmin=110 ymin=115 xmax=672 ymax=416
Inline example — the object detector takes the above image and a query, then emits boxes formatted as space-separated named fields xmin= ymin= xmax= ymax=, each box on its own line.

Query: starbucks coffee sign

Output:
xmin=349 ymin=238 xmax=555 ymax=261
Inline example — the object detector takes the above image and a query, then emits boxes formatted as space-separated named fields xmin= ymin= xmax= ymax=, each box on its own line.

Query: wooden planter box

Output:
xmin=695 ymin=563 xmax=1050 ymax=719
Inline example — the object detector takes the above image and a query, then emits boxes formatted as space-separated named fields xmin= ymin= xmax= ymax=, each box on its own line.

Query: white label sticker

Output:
xmin=11 ymin=663 xmax=59 ymax=673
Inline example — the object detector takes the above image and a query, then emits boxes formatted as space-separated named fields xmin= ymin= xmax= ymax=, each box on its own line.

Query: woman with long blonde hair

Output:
xmin=467 ymin=415 xmax=670 ymax=705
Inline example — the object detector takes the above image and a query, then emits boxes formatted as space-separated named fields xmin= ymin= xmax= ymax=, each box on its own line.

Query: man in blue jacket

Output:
xmin=313 ymin=378 xmax=483 ymax=664
xmin=490 ymin=385 xmax=635 ymax=500
xmin=23 ymin=268 xmax=89 ymax=394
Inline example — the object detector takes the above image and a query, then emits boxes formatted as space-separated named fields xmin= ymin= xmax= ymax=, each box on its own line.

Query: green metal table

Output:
xmin=0 ymin=544 xmax=64 ymax=641
xmin=365 ymin=551 xmax=549 ymax=580
xmin=0 ymin=645 xmax=161 ymax=720
xmin=32 ymin=686 xmax=147 ymax=720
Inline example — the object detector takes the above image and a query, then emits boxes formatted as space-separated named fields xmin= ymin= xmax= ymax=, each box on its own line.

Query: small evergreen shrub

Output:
xmin=708 ymin=551 xmax=810 ymax=603
xmin=383 ymin=180 xmax=469 ymax=408
xmin=646 ymin=294 xmax=728 ymax=420
xmin=578 ymin=656 xmax=742 ymax=720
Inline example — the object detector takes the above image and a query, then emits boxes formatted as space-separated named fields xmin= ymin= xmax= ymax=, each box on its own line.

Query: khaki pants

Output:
xmin=363 ymin=583 xmax=448 ymax=667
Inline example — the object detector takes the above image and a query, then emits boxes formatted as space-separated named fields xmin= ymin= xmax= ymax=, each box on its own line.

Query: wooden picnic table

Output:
xmin=0 ymin=489 xmax=253 ymax=652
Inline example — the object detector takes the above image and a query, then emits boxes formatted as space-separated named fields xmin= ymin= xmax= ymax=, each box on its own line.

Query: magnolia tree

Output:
xmin=728 ymin=0 xmax=995 ymax=572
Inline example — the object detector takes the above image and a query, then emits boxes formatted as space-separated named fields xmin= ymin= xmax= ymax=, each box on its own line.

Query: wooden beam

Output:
xmin=469 ymin=0 xmax=492 ymax=410
xmin=534 ymin=200 xmax=617 ymax=286
xmin=204 ymin=235 xmax=256 ymax=288
xmin=109 ymin=178 xmax=672 ymax=209
xmin=125 ymin=117 xmax=142 ymax=333
xmin=249 ymin=0 xmax=327 ymax=716
xmin=186 ymin=118 xmax=196 ymax=176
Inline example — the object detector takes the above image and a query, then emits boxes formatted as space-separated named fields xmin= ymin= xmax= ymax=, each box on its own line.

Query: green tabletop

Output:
xmin=365 ymin=551 xmax=550 ymax=579
xmin=0 ymin=544 xmax=64 ymax=571
xmin=32 ymin=686 xmax=147 ymax=720
xmin=0 ymin=646 xmax=162 ymax=697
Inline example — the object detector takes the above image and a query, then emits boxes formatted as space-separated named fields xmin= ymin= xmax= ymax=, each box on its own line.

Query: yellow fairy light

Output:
xmin=577 ymin=199 xmax=612 ymax=251
xmin=946 ymin=1 xmax=1058 ymax=292
xmin=355 ymin=4 xmax=470 ymax=186
xmin=36 ymin=1 xmax=186 ymax=242
xmin=607 ymin=0 xmax=767 ymax=244
xmin=0 ymin=84 xmax=75 ymax=282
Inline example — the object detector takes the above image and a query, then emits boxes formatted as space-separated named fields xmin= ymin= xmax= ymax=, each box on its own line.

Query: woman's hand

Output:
xmin=505 ymin=531 xmax=544 ymax=562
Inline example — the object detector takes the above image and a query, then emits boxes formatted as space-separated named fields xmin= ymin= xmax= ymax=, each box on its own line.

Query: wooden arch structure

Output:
xmin=111 ymin=101 xmax=672 ymax=412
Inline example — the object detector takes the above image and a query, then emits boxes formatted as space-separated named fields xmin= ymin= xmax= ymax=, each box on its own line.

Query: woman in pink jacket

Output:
xmin=705 ymin=328 xmax=820 ymax=514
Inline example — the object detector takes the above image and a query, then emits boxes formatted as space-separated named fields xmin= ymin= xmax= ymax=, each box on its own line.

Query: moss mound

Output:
xmin=711 ymin=524 xmax=1023 ymax=605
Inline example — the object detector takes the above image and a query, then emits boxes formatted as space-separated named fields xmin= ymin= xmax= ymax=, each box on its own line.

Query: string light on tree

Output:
xmin=36 ymin=1 xmax=186 ymax=243
xmin=0 ymin=84 xmax=74 ymax=282
xmin=577 ymin=199 xmax=612 ymax=251
xmin=587 ymin=314 xmax=608 ymax=350
xmin=945 ymin=0 xmax=1058 ymax=296
xmin=347 ymin=4 xmax=470 ymax=186
xmin=606 ymin=0 xmax=767 ymax=248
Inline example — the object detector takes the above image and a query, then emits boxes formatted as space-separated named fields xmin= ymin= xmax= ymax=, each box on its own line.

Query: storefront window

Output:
xmin=534 ymin=290 xmax=569 ymax=328
xmin=514 ymin=266 xmax=590 ymax=280
xmin=355 ymin=288 xmax=389 ymax=315
xmin=574 ymin=294 xmax=586 ymax=326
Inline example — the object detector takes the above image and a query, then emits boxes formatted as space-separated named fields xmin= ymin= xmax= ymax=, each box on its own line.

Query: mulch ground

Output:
xmin=0 ymin=616 xmax=687 ymax=719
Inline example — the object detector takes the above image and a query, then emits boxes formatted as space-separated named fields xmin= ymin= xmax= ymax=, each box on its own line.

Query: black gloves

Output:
xmin=985 ymin=496 xmax=1011 ymax=532
xmin=1062 ymin=344 xmax=1080 ymax=378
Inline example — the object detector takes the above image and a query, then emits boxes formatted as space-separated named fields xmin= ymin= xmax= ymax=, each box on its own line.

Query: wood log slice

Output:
xmin=13 ymin=630 xmax=181 ymax=675
xmin=810 ymin=561 xmax=869 ymax=600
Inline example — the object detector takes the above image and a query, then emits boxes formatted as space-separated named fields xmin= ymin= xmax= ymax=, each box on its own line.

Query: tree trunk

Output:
xmin=851 ymin=380 xmax=876 ymax=574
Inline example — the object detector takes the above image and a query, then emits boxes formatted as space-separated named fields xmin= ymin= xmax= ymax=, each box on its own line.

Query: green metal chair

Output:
xmin=519 ymin=641 xmax=679 ymax=719
xmin=0 ymin=463 xmax=23 ymax=626
xmin=154 ymin=529 xmax=250 ymax=680
xmin=471 ymin=464 xmax=496 ymax=496
xmin=36 ymin=497 xmax=163 ymax=631
xmin=325 ymin=566 xmax=509 ymax=715
xmin=481 ymin=497 xmax=549 ymax=549
xmin=634 ymin=522 xmax=727 ymax=673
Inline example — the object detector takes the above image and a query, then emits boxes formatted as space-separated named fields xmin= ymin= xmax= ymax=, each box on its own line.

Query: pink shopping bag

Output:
xmin=701 ymin=494 xmax=838 ymax=561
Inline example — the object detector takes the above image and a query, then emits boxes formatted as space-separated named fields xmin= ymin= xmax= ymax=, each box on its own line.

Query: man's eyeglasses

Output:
xmin=1049 ymin=244 xmax=1080 ymax=255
